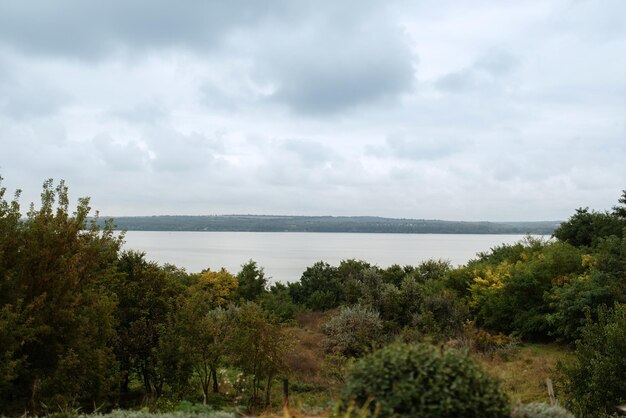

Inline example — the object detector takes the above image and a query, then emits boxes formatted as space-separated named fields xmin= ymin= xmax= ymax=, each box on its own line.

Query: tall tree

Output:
xmin=235 ymin=260 xmax=268 ymax=301
xmin=0 ymin=179 xmax=122 ymax=414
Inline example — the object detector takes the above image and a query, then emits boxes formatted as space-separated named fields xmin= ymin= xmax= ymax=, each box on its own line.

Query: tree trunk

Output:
xmin=142 ymin=369 xmax=152 ymax=395
xmin=202 ymin=382 xmax=209 ymax=405
xmin=211 ymin=368 xmax=219 ymax=393
xmin=265 ymin=374 xmax=273 ymax=406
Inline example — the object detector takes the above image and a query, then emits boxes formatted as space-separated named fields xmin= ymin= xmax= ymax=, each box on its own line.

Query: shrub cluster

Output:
xmin=341 ymin=343 xmax=510 ymax=418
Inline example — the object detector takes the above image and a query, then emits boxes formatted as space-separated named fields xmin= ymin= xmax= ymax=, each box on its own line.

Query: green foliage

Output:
xmin=0 ymin=178 xmax=122 ymax=414
xmin=226 ymin=302 xmax=290 ymax=407
xmin=113 ymin=250 xmax=186 ymax=398
xmin=470 ymin=240 xmax=584 ymax=340
xmin=412 ymin=259 xmax=451 ymax=282
xmin=613 ymin=189 xmax=626 ymax=219
xmin=558 ymin=303 xmax=626 ymax=417
xmin=321 ymin=305 xmax=385 ymax=358
xmin=259 ymin=282 xmax=304 ymax=322
xmin=290 ymin=261 xmax=342 ymax=310
xmin=177 ymin=305 xmax=230 ymax=404
xmin=546 ymin=270 xmax=617 ymax=342
xmin=411 ymin=279 xmax=469 ymax=339
xmin=553 ymin=207 xmax=625 ymax=248
xmin=511 ymin=402 xmax=574 ymax=418
xmin=341 ymin=343 xmax=510 ymax=418
xmin=235 ymin=260 xmax=267 ymax=301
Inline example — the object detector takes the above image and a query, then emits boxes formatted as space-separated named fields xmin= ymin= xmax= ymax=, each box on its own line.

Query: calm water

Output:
xmin=122 ymin=232 xmax=547 ymax=283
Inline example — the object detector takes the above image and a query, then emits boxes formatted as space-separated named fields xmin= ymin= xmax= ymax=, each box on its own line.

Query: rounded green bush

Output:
xmin=512 ymin=402 xmax=574 ymax=418
xmin=341 ymin=343 xmax=510 ymax=418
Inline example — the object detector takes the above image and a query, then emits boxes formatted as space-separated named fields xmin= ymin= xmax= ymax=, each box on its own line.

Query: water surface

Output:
xmin=122 ymin=231 xmax=546 ymax=283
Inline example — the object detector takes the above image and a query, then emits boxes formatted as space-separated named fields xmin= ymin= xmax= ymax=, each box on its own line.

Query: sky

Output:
xmin=0 ymin=0 xmax=624 ymax=221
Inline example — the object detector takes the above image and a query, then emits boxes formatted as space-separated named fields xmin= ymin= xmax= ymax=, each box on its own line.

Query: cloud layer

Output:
xmin=0 ymin=0 xmax=624 ymax=221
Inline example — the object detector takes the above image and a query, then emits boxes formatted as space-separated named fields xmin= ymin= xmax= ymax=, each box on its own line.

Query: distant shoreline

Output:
xmin=98 ymin=215 xmax=560 ymax=235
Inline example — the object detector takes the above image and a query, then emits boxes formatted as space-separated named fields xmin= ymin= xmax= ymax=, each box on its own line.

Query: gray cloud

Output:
xmin=108 ymin=104 xmax=168 ymax=125
xmin=93 ymin=134 xmax=149 ymax=172
xmin=435 ymin=50 xmax=519 ymax=94
xmin=368 ymin=133 xmax=470 ymax=161
xmin=0 ymin=65 xmax=69 ymax=120
xmin=0 ymin=1 xmax=283 ymax=59
xmin=1 ymin=0 xmax=625 ymax=221
xmin=259 ymin=21 xmax=415 ymax=114
xmin=283 ymin=139 xmax=334 ymax=167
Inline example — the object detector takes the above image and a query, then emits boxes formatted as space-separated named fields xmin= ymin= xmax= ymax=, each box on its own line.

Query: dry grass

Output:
xmin=283 ymin=310 xmax=337 ymax=385
xmin=284 ymin=326 xmax=324 ymax=382
xmin=287 ymin=310 xmax=574 ymax=409
xmin=296 ymin=310 xmax=337 ymax=331
xmin=476 ymin=343 xmax=573 ymax=404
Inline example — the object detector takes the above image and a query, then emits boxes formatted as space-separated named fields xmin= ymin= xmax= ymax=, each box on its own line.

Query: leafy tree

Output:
xmin=411 ymin=280 xmax=469 ymax=339
xmin=227 ymin=302 xmax=290 ymax=407
xmin=554 ymin=208 xmax=624 ymax=248
xmin=359 ymin=267 xmax=384 ymax=313
xmin=189 ymin=268 xmax=238 ymax=309
xmin=113 ymin=250 xmax=185 ymax=398
xmin=413 ymin=259 xmax=451 ymax=282
xmin=178 ymin=306 xmax=231 ymax=404
xmin=380 ymin=263 xmax=411 ymax=287
xmin=470 ymin=241 xmax=583 ymax=339
xmin=558 ymin=304 xmax=626 ymax=417
xmin=259 ymin=282 xmax=304 ymax=321
xmin=0 ymin=179 xmax=122 ymax=414
xmin=612 ymin=189 xmax=626 ymax=219
xmin=546 ymin=270 xmax=617 ymax=342
xmin=289 ymin=261 xmax=342 ymax=310
xmin=235 ymin=260 xmax=268 ymax=301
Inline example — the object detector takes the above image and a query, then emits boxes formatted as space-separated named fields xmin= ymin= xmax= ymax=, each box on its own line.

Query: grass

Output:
xmin=476 ymin=343 xmax=573 ymax=404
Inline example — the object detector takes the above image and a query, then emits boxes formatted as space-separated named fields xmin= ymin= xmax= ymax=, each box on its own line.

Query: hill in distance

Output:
xmin=99 ymin=215 xmax=560 ymax=235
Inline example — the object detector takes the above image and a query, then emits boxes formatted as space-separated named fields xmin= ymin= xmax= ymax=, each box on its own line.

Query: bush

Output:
xmin=511 ymin=402 xmax=574 ymax=418
xmin=321 ymin=305 xmax=385 ymax=358
xmin=558 ymin=303 xmax=626 ymax=417
xmin=341 ymin=343 xmax=510 ymax=418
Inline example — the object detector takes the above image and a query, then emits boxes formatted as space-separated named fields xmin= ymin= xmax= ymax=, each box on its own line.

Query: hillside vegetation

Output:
xmin=99 ymin=215 xmax=559 ymax=235
xmin=1 ymin=178 xmax=625 ymax=417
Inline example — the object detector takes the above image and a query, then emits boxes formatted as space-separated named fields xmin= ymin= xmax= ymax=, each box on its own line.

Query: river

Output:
xmin=120 ymin=231 xmax=549 ymax=283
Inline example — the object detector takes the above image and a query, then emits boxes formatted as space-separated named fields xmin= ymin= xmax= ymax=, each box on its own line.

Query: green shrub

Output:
xmin=511 ymin=402 xmax=574 ymax=418
xmin=321 ymin=305 xmax=385 ymax=358
xmin=341 ymin=343 xmax=510 ymax=418
xmin=558 ymin=303 xmax=626 ymax=417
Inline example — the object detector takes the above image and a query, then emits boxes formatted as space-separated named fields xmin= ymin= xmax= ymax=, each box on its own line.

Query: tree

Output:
xmin=172 ymin=269 xmax=237 ymax=403
xmin=227 ymin=303 xmax=290 ymax=408
xmin=612 ymin=189 xmax=626 ymax=219
xmin=554 ymin=208 xmax=624 ymax=248
xmin=235 ymin=260 xmax=268 ymax=301
xmin=177 ymin=306 xmax=231 ymax=404
xmin=559 ymin=304 xmax=626 ymax=417
xmin=113 ymin=250 xmax=185 ymax=398
xmin=0 ymin=179 xmax=122 ymax=414
xmin=289 ymin=261 xmax=342 ymax=310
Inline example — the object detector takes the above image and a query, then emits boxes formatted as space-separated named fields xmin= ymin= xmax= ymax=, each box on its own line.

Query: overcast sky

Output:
xmin=0 ymin=0 xmax=624 ymax=221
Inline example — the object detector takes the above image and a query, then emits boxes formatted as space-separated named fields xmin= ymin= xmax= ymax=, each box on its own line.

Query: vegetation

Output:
xmin=558 ymin=304 xmax=626 ymax=417
xmin=511 ymin=402 xmax=574 ymax=418
xmin=1 ymin=178 xmax=625 ymax=417
xmin=98 ymin=214 xmax=559 ymax=234
xmin=341 ymin=343 xmax=510 ymax=417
